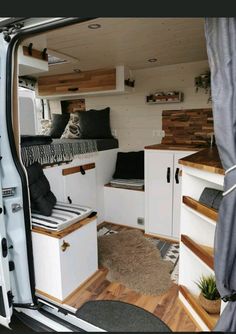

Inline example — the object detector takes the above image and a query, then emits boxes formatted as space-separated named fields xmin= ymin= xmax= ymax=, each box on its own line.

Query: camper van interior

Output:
xmin=0 ymin=17 xmax=225 ymax=332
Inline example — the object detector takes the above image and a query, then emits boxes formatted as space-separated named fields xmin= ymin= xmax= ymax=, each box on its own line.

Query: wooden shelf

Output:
xmin=183 ymin=196 xmax=218 ymax=222
xmin=181 ymin=234 xmax=214 ymax=270
xmin=146 ymin=92 xmax=183 ymax=104
xmin=179 ymin=285 xmax=220 ymax=330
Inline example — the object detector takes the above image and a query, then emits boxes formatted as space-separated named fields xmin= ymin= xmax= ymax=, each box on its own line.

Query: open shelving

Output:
xmin=183 ymin=196 xmax=218 ymax=222
xmin=178 ymin=163 xmax=224 ymax=331
xmin=179 ymin=285 xmax=220 ymax=331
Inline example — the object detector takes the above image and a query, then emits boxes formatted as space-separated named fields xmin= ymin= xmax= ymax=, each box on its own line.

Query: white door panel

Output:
xmin=145 ymin=151 xmax=173 ymax=237
xmin=172 ymin=151 xmax=196 ymax=238
xmin=63 ymin=167 xmax=97 ymax=209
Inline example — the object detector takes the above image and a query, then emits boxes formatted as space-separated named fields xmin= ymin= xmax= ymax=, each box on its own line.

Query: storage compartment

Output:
xmin=36 ymin=65 xmax=133 ymax=98
xmin=104 ymin=185 xmax=145 ymax=229
xmin=145 ymin=149 xmax=196 ymax=239
xmin=32 ymin=217 xmax=98 ymax=302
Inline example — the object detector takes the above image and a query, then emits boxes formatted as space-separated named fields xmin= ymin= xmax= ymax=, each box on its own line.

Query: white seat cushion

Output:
xmin=31 ymin=201 xmax=93 ymax=231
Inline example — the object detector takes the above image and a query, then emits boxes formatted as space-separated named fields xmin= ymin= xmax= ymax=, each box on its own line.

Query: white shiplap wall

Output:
xmin=50 ymin=60 xmax=210 ymax=151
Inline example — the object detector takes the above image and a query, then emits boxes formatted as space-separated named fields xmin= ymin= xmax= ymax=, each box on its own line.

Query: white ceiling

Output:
xmin=30 ymin=18 xmax=207 ymax=76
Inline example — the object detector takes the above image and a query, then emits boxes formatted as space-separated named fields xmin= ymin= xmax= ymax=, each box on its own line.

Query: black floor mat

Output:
xmin=76 ymin=300 xmax=171 ymax=332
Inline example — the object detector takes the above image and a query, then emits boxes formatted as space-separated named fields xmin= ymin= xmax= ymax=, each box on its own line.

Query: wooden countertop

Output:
xmin=179 ymin=147 xmax=224 ymax=175
xmin=32 ymin=215 xmax=97 ymax=239
xmin=144 ymin=144 xmax=204 ymax=151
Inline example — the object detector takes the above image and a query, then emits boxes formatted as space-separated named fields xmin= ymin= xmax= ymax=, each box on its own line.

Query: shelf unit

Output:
xmin=146 ymin=91 xmax=183 ymax=104
xmin=178 ymin=164 xmax=224 ymax=331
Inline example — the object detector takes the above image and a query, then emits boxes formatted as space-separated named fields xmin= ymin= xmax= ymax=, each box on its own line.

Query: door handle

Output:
xmin=61 ymin=240 xmax=70 ymax=252
xmin=175 ymin=168 xmax=180 ymax=184
xmin=68 ymin=87 xmax=79 ymax=92
xmin=167 ymin=167 xmax=171 ymax=183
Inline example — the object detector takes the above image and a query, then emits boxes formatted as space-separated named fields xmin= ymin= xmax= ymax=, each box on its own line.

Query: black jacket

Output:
xmin=26 ymin=162 xmax=56 ymax=216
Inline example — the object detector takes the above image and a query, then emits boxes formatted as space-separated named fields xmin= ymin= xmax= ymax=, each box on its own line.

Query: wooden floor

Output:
xmin=65 ymin=223 xmax=199 ymax=332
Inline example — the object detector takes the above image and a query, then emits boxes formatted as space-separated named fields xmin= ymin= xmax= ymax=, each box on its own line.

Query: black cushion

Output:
xmin=199 ymin=187 xmax=223 ymax=211
xmin=49 ymin=113 xmax=70 ymax=138
xmin=21 ymin=135 xmax=52 ymax=146
xmin=26 ymin=162 xmax=56 ymax=216
xmin=77 ymin=107 xmax=113 ymax=139
xmin=113 ymin=151 xmax=144 ymax=179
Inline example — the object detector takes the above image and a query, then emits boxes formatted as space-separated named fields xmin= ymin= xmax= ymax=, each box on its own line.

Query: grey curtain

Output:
xmin=205 ymin=18 xmax=236 ymax=332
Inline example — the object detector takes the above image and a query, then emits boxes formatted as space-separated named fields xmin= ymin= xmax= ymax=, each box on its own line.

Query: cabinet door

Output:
xmin=172 ymin=151 xmax=195 ymax=238
xmin=63 ymin=165 xmax=97 ymax=209
xmin=60 ymin=219 xmax=98 ymax=300
xmin=145 ymin=151 xmax=174 ymax=237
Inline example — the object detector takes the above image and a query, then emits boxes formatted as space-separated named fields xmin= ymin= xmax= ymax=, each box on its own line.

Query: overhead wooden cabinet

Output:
xmin=36 ymin=65 xmax=133 ymax=98
xmin=145 ymin=147 xmax=195 ymax=239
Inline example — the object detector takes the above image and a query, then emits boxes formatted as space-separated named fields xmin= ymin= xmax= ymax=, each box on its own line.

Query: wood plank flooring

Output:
xmin=65 ymin=223 xmax=199 ymax=332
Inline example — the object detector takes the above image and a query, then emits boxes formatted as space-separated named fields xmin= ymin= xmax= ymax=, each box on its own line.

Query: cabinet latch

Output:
xmin=61 ymin=240 xmax=70 ymax=252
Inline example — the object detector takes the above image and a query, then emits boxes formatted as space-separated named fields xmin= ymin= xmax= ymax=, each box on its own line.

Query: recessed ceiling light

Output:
xmin=88 ymin=23 xmax=101 ymax=29
xmin=148 ymin=58 xmax=157 ymax=63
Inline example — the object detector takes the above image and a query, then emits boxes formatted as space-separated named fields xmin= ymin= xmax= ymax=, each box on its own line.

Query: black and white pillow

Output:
xmin=61 ymin=113 xmax=81 ymax=139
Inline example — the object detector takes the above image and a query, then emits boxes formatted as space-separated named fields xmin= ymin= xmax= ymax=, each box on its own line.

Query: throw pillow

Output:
xmin=113 ymin=151 xmax=144 ymax=179
xmin=78 ymin=107 xmax=113 ymax=139
xmin=61 ymin=112 xmax=81 ymax=139
xmin=49 ymin=113 xmax=70 ymax=138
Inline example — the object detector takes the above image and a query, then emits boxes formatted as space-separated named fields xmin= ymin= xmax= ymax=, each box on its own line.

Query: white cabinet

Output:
xmin=32 ymin=217 xmax=98 ymax=302
xmin=145 ymin=149 xmax=195 ymax=239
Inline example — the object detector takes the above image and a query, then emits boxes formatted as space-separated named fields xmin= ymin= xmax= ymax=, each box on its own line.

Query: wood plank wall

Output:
xmin=161 ymin=108 xmax=213 ymax=146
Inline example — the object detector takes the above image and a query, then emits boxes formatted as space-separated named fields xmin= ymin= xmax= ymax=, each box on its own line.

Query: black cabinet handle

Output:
xmin=68 ymin=87 xmax=79 ymax=92
xmin=167 ymin=167 xmax=171 ymax=183
xmin=67 ymin=196 xmax=72 ymax=204
xmin=175 ymin=168 xmax=180 ymax=184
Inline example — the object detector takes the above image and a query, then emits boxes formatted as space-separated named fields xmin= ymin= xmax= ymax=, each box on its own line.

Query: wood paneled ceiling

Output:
xmin=33 ymin=18 xmax=207 ymax=76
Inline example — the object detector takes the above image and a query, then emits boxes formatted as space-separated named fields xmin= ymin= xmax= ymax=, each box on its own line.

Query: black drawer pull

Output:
xmin=175 ymin=168 xmax=180 ymax=184
xmin=167 ymin=167 xmax=171 ymax=183
xmin=67 ymin=196 xmax=72 ymax=204
xmin=68 ymin=87 xmax=79 ymax=92
xmin=1 ymin=238 xmax=8 ymax=258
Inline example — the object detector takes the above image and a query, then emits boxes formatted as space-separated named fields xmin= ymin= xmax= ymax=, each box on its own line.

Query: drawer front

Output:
xmin=59 ymin=219 xmax=98 ymax=300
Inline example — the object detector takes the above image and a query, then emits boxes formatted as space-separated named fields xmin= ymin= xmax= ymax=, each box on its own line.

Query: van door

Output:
xmin=0 ymin=181 xmax=12 ymax=328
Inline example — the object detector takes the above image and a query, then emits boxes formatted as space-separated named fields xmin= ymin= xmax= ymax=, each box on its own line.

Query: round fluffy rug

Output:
xmin=98 ymin=229 xmax=174 ymax=295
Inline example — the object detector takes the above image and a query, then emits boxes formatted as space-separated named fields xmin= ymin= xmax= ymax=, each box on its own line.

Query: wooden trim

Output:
xmin=179 ymin=285 xmax=219 ymax=330
xmin=36 ymin=289 xmax=63 ymax=304
xmin=181 ymin=234 xmax=214 ymax=270
xmin=23 ymin=45 xmax=48 ymax=61
xmin=32 ymin=216 xmax=97 ymax=239
xmin=183 ymin=196 xmax=218 ymax=222
xmin=144 ymin=232 xmax=179 ymax=244
xmin=179 ymin=147 xmax=224 ymax=175
xmin=104 ymin=183 xmax=144 ymax=192
xmin=178 ymin=298 xmax=202 ymax=332
xmin=62 ymin=163 xmax=95 ymax=176
xmin=63 ymin=270 xmax=100 ymax=304
xmin=101 ymin=221 xmax=144 ymax=232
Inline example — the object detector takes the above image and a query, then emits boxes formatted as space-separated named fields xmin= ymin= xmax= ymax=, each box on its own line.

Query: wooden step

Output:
xmin=181 ymin=234 xmax=214 ymax=270
xmin=179 ymin=285 xmax=220 ymax=331
xmin=183 ymin=196 xmax=218 ymax=222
